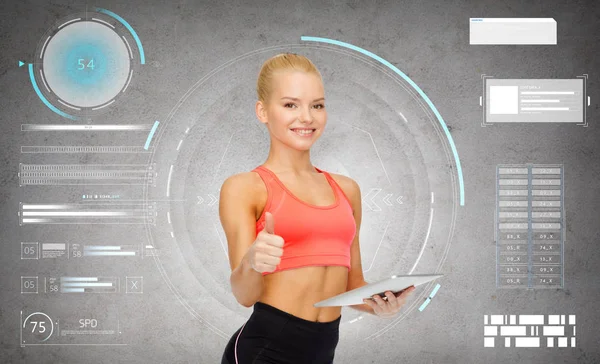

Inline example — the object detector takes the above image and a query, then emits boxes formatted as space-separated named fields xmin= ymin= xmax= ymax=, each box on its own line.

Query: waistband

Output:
xmin=254 ymin=301 xmax=341 ymax=332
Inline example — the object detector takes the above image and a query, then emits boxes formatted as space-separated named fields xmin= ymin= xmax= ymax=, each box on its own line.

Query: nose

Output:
xmin=298 ymin=107 xmax=314 ymax=124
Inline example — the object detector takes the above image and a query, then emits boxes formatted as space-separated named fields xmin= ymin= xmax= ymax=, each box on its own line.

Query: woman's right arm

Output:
xmin=219 ymin=173 xmax=264 ymax=307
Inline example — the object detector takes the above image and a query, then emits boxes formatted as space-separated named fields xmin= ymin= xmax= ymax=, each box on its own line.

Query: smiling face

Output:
xmin=256 ymin=69 xmax=327 ymax=151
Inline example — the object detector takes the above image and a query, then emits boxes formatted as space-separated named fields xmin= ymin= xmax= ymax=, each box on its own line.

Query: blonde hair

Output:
xmin=256 ymin=53 xmax=322 ymax=106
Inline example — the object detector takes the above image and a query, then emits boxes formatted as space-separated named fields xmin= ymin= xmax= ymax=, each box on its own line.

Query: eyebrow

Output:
xmin=280 ymin=97 xmax=325 ymax=102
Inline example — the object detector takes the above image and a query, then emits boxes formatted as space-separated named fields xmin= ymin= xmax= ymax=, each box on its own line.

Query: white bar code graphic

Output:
xmin=484 ymin=314 xmax=575 ymax=347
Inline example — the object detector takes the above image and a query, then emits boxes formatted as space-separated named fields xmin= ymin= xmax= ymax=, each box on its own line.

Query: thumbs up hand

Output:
xmin=246 ymin=212 xmax=285 ymax=274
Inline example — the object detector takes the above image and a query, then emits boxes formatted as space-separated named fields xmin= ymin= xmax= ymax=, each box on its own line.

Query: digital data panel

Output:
xmin=481 ymin=77 xmax=588 ymax=126
xmin=496 ymin=165 xmax=564 ymax=289
xmin=470 ymin=18 xmax=557 ymax=45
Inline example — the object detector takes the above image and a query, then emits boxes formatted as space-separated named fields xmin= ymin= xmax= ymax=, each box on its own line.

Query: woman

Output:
xmin=219 ymin=53 xmax=415 ymax=364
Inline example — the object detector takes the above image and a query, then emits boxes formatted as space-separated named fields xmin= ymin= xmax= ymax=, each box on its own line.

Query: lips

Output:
xmin=290 ymin=128 xmax=316 ymax=137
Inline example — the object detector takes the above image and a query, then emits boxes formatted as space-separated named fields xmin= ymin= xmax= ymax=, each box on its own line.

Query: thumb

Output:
xmin=263 ymin=211 xmax=275 ymax=234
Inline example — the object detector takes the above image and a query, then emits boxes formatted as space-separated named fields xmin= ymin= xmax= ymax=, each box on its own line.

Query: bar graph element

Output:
xmin=21 ymin=124 xmax=154 ymax=131
xmin=19 ymin=202 xmax=157 ymax=225
xmin=19 ymin=164 xmax=156 ymax=186
xmin=54 ymin=276 xmax=119 ymax=293
xmin=21 ymin=241 xmax=158 ymax=259
xmin=21 ymin=146 xmax=153 ymax=153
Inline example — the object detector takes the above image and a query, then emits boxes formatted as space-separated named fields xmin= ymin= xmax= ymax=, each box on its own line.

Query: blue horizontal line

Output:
xmin=84 ymin=246 xmax=121 ymax=250
xmin=84 ymin=251 xmax=136 ymax=256
xmin=60 ymin=277 xmax=98 ymax=281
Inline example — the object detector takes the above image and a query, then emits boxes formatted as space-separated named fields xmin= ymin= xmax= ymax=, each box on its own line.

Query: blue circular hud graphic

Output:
xmin=31 ymin=9 xmax=144 ymax=119
xmin=42 ymin=21 xmax=130 ymax=108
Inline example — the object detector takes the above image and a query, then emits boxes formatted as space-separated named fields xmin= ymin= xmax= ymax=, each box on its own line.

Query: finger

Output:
xmin=254 ymin=262 xmax=276 ymax=273
xmin=384 ymin=291 xmax=397 ymax=306
xmin=256 ymin=251 xmax=281 ymax=266
xmin=265 ymin=245 xmax=284 ymax=257
xmin=364 ymin=299 xmax=382 ymax=315
xmin=263 ymin=211 xmax=274 ymax=234
xmin=395 ymin=286 xmax=416 ymax=298
xmin=372 ymin=295 xmax=386 ymax=308
xmin=265 ymin=265 xmax=278 ymax=273
xmin=264 ymin=234 xmax=284 ymax=248
xmin=397 ymin=286 xmax=415 ymax=298
xmin=263 ymin=254 xmax=281 ymax=267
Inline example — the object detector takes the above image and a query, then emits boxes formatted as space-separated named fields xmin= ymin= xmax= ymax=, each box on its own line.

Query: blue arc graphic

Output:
xmin=300 ymin=36 xmax=465 ymax=206
xmin=28 ymin=63 xmax=77 ymax=120
xmin=144 ymin=121 xmax=160 ymax=150
xmin=95 ymin=8 xmax=145 ymax=64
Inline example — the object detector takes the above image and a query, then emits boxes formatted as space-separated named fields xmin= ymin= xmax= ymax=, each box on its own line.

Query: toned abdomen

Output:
xmin=259 ymin=265 xmax=348 ymax=322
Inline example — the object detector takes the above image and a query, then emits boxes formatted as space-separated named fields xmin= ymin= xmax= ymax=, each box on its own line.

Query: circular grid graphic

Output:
xmin=31 ymin=10 xmax=143 ymax=119
xmin=41 ymin=21 xmax=130 ymax=108
xmin=142 ymin=44 xmax=459 ymax=344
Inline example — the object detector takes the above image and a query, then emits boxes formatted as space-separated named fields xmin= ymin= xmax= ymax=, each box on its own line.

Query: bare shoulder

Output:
xmin=221 ymin=171 xmax=263 ymax=197
xmin=220 ymin=171 xmax=265 ymax=216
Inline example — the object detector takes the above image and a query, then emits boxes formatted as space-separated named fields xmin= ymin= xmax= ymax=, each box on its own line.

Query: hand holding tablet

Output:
xmin=362 ymin=285 xmax=417 ymax=318
xmin=364 ymin=284 xmax=415 ymax=302
xmin=314 ymin=274 xmax=442 ymax=307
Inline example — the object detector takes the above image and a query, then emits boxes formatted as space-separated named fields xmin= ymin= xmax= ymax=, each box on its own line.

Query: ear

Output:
xmin=256 ymin=100 xmax=268 ymax=125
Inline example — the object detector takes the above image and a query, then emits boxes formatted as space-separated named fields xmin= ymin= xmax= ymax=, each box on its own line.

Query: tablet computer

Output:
xmin=313 ymin=274 xmax=443 ymax=307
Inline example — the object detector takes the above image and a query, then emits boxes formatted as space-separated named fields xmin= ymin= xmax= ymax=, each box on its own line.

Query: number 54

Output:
xmin=77 ymin=58 xmax=95 ymax=70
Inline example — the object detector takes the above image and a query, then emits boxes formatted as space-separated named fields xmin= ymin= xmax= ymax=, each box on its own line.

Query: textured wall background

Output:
xmin=1 ymin=0 xmax=599 ymax=363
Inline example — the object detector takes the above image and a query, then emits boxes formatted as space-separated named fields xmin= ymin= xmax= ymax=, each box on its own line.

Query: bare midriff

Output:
xmin=259 ymin=265 xmax=348 ymax=322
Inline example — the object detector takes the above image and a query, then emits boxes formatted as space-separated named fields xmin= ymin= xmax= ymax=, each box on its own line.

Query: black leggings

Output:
xmin=221 ymin=301 xmax=341 ymax=364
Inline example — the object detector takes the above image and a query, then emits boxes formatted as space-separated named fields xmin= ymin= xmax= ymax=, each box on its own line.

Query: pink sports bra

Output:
xmin=252 ymin=165 xmax=357 ymax=276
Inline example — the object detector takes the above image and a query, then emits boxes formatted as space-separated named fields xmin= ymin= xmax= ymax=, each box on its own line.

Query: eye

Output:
xmin=313 ymin=103 xmax=325 ymax=109
xmin=284 ymin=103 xmax=296 ymax=108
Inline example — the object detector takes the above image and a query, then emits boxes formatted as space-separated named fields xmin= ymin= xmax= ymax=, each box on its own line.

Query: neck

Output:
xmin=264 ymin=140 xmax=314 ymax=174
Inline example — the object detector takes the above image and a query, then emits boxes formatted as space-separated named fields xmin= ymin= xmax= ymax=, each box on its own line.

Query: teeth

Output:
xmin=293 ymin=129 xmax=314 ymax=135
